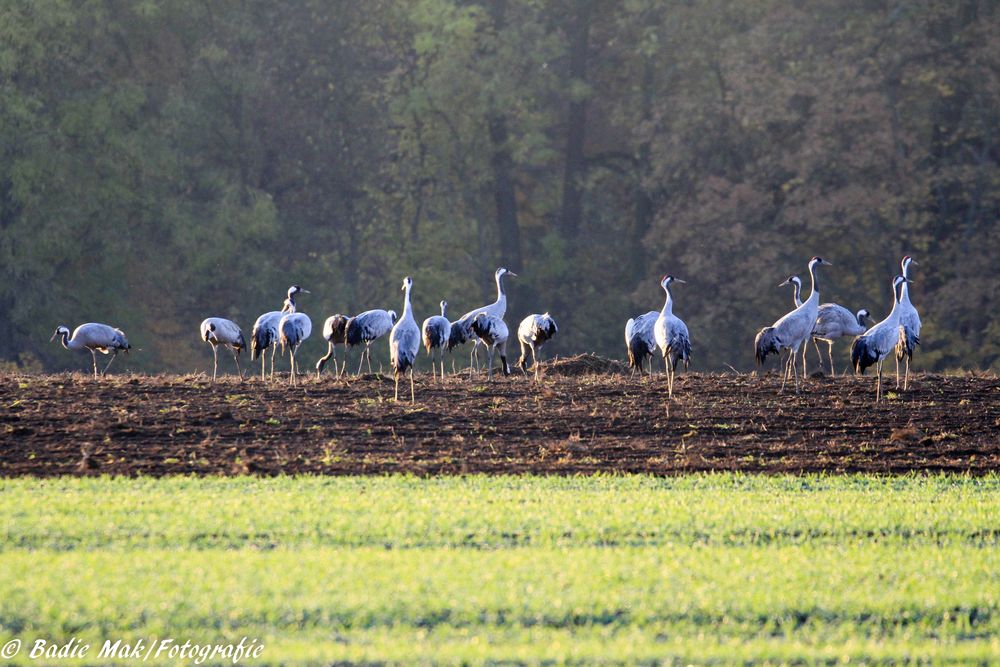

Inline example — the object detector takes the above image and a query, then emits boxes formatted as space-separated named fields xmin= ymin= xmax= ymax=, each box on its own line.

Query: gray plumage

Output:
xmin=516 ymin=312 xmax=558 ymax=380
xmin=449 ymin=267 xmax=517 ymax=376
xmin=808 ymin=304 xmax=869 ymax=376
xmin=51 ymin=322 xmax=131 ymax=378
xmin=251 ymin=286 xmax=308 ymax=381
xmin=390 ymin=276 xmax=421 ymax=402
xmin=422 ymin=300 xmax=451 ymax=381
xmin=895 ymin=256 xmax=921 ymax=390
xmin=851 ymin=276 xmax=908 ymax=401
xmin=470 ymin=313 xmax=510 ymax=380
xmin=200 ymin=317 xmax=246 ymax=381
xmin=625 ymin=311 xmax=659 ymax=375
xmin=754 ymin=257 xmax=831 ymax=393
xmin=279 ymin=311 xmax=312 ymax=386
xmin=653 ymin=276 xmax=691 ymax=398
xmin=316 ymin=314 xmax=349 ymax=379
xmin=345 ymin=309 xmax=397 ymax=375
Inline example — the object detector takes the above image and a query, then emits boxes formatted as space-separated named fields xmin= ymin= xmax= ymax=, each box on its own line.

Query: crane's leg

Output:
xmin=801 ymin=343 xmax=808 ymax=379
xmin=394 ymin=371 xmax=400 ymax=401
xmin=102 ymin=351 xmax=119 ymax=376
xmin=487 ymin=347 xmax=494 ymax=381
xmin=780 ymin=352 xmax=789 ymax=394
xmin=534 ymin=346 xmax=540 ymax=381
xmin=468 ymin=346 xmax=476 ymax=380
xmin=357 ymin=347 xmax=366 ymax=375
xmin=270 ymin=345 xmax=277 ymax=380
xmin=895 ymin=353 xmax=900 ymax=389
xmin=827 ymin=341 xmax=836 ymax=378
xmin=904 ymin=356 xmax=910 ymax=391
xmin=289 ymin=350 xmax=295 ymax=386
xmin=212 ymin=345 xmax=219 ymax=382
xmin=91 ymin=350 xmax=99 ymax=379
xmin=410 ymin=367 xmax=415 ymax=403
xmin=232 ymin=348 xmax=244 ymax=381
xmin=260 ymin=354 xmax=266 ymax=381
xmin=876 ymin=359 xmax=883 ymax=402
xmin=366 ymin=347 xmax=374 ymax=374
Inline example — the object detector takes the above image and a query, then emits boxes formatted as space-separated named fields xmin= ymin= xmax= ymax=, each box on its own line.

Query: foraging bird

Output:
xmin=754 ymin=257 xmax=832 ymax=392
xmin=470 ymin=313 xmax=510 ymax=380
xmin=895 ymin=255 xmax=921 ymax=390
xmin=251 ymin=286 xmax=308 ymax=380
xmin=389 ymin=276 xmax=421 ymax=402
xmin=448 ymin=267 xmax=517 ymax=375
xmin=851 ymin=275 xmax=909 ymax=401
xmin=345 ymin=309 xmax=397 ymax=375
xmin=653 ymin=275 xmax=692 ymax=398
xmin=625 ymin=311 xmax=659 ymax=376
xmin=810 ymin=305 xmax=870 ymax=376
xmin=278 ymin=290 xmax=312 ymax=385
xmin=315 ymin=314 xmax=349 ymax=379
xmin=199 ymin=317 xmax=246 ymax=381
xmin=50 ymin=323 xmax=131 ymax=379
xmin=422 ymin=300 xmax=451 ymax=381
xmin=516 ymin=313 xmax=558 ymax=380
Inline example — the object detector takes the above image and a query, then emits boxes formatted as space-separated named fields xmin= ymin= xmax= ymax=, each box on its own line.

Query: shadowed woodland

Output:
xmin=1 ymin=0 xmax=997 ymax=373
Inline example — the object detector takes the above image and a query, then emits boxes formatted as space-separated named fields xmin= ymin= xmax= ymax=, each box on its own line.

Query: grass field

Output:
xmin=1 ymin=475 xmax=999 ymax=664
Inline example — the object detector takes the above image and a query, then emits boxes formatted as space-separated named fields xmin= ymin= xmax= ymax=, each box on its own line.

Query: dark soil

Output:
xmin=2 ymin=360 xmax=998 ymax=476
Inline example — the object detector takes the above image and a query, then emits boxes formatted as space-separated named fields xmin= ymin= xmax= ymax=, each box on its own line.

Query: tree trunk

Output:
xmin=559 ymin=2 xmax=592 ymax=242
xmin=488 ymin=114 xmax=522 ymax=271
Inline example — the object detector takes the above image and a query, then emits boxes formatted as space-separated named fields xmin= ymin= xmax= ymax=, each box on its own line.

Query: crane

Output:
xmin=851 ymin=275 xmax=909 ymax=401
xmin=316 ymin=314 xmax=349 ymax=379
xmin=278 ymin=289 xmax=312 ymax=385
xmin=345 ymin=309 xmax=397 ymax=375
xmin=895 ymin=255 xmax=921 ymax=390
xmin=470 ymin=313 xmax=510 ymax=380
xmin=251 ymin=286 xmax=308 ymax=381
xmin=422 ymin=300 xmax=451 ymax=381
xmin=654 ymin=275 xmax=691 ymax=398
xmin=778 ymin=276 xmax=803 ymax=379
xmin=754 ymin=257 xmax=832 ymax=392
xmin=448 ymin=267 xmax=516 ymax=376
xmin=625 ymin=311 xmax=659 ymax=376
xmin=516 ymin=313 xmax=558 ymax=380
xmin=810 ymin=305 xmax=870 ymax=376
xmin=199 ymin=318 xmax=246 ymax=381
xmin=50 ymin=323 xmax=131 ymax=379
xmin=389 ymin=276 xmax=421 ymax=402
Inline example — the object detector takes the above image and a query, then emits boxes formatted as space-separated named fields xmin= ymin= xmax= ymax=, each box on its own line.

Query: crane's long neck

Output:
xmin=402 ymin=285 xmax=413 ymax=321
xmin=856 ymin=311 xmax=866 ymax=326
xmin=807 ymin=263 xmax=820 ymax=302
xmin=440 ymin=303 xmax=447 ymax=317
xmin=888 ymin=282 xmax=904 ymax=321
xmin=282 ymin=298 xmax=296 ymax=314
xmin=793 ymin=282 xmax=802 ymax=307
xmin=898 ymin=281 xmax=912 ymax=305
xmin=660 ymin=285 xmax=674 ymax=317
xmin=59 ymin=331 xmax=74 ymax=351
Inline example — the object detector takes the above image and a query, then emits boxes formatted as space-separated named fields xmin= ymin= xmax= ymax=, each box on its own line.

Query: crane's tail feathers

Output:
xmin=447 ymin=321 xmax=473 ymax=351
xmin=851 ymin=336 xmax=878 ymax=375
xmin=895 ymin=327 xmax=919 ymax=362
xmin=345 ymin=318 xmax=364 ymax=347
xmin=251 ymin=326 xmax=272 ymax=360
xmin=754 ymin=327 xmax=779 ymax=366
xmin=237 ymin=330 xmax=247 ymax=351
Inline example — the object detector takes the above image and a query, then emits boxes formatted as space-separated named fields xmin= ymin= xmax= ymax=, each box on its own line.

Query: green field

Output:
xmin=1 ymin=475 xmax=999 ymax=664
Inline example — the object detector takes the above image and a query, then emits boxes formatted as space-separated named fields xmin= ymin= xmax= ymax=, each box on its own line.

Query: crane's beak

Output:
xmin=301 ymin=289 xmax=311 ymax=294
xmin=910 ymin=260 xmax=919 ymax=266
xmin=49 ymin=332 xmax=58 ymax=342
xmin=673 ymin=278 xmax=687 ymax=284
xmin=822 ymin=259 xmax=833 ymax=266
xmin=508 ymin=272 xmax=518 ymax=278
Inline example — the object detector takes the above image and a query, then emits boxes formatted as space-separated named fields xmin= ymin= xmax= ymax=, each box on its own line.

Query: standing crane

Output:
xmin=422 ymin=300 xmax=451 ymax=381
xmin=895 ymin=255 xmax=921 ymax=390
xmin=754 ymin=257 xmax=832 ymax=393
xmin=653 ymin=275 xmax=692 ymax=398
xmin=278 ymin=290 xmax=312 ymax=386
xmin=625 ymin=311 xmax=659 ymax=376
xmin=50 ymin=323 xmax=131 ymax=379
xmin=448 ymin=267 xmax=516 ymax=375
xmin=851 ymin=275 xmax=910 ymax=401
xmin=470 ymin=313 xmax=510 ymax=380
xmin=345 ymin=309 xmax=397 ymax=375
xmin=389 ymin=276 xmax=421 ymax=402
xmin=315 ymin=314 xmax=349 ymax=379
xmin=199 ymin=318 xmax=246 ymax=382
xmin=778 ymin=276 xmax=803 ymax=379
xmin=251 ymin=286 xmax=308 ymax=381
xmin=516 ymin=313 xmax=558 ymax=380
xmin=809 ymin=305 xmax=870 ymax=376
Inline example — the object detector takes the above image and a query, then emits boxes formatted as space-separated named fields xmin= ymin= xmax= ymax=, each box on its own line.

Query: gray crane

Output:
xmin=625 ymin=311 xmax=659 ymax=376
xmin=653 ymin=275 xmax=692 ymax=398
xmin=851 ymin=275 xmax=909 ymax=401
xmin=345 ymin=309 xmax=397 ymax=375
xmin=251 ymin=286 xmax=308 ymax=381
xmin=516 ymin=313 xmax=558 ymax=380
xmin=50 ymin=323 xmax=131 ymax=378
xmin=895 ymin=255 xmax=921 ymax=390
xmin=470 ymin=313 xmax=510 ymax=380
xmin=777 ymin=275 xmax=803 ymax=379
xmin=389 ymin=276 xmax=421 ymax=402
xmin=316 ymin=314 xmax=349 ymax=379
xmin=199 ymin=317 xmax=246 ymax=381
xmin=448 ymin=267 xmax=517 ymax=375
xmin=278 ymin=290 xmax=312 ymax=385
xmin=422 ymin=300 xmax=451 ymax=381
xmin=810 ymin=305 xmax=870 ymax=376
xmin=754 ymin=257 xmax=832 ymax=393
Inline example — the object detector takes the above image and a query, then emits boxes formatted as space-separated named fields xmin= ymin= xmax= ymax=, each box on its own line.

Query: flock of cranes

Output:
xmin=49 ymin=256 xmax=921 ymax=402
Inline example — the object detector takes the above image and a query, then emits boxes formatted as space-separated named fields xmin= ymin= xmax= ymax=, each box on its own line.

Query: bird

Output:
xmin=315 ymin=314 xmax=349 ymax=379
xmin=345 ymin=309 xmax=397 ymax=375
xmin=470 ymin=313 xmax=510 ymax=380
xmin=851 ymin=275 xmax=910 ymax=401
xmin=653 ymin=275 xmax=692 ymax=398
xmin=516 ymin=313 xmax=558 ymax=380
xmin=199 ymin=317 xmax=246 ymax=381
xmin=251 ymin=286 xmax=308 ymax=381
xmin=895 ymin=255 xmax=921 ymax=390
xmin=625 ymin=311 xmax=659 ymax=376
xmin=50 ymin=323 xmax=131 ymax=379
xmin=754 ymin=257 xmax=832 ymax=393
xmin=809 ymin=305 xmax=870 ymax=376
xmin=448 ymin=267 xmax=517 ymax=376
xmin=278 ymin=290 xmax=312 ymax=386
xmin=389 ymin=276 xmax=421 ymax=402
xmin=777 ymin=276 xmax=803 ymax=379
xmin=422 ymin=300 xmax=451 ymax=381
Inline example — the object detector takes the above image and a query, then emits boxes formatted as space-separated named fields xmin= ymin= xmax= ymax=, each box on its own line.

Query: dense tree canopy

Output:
xmin=1 ymin=0 xmax=997 ymax=373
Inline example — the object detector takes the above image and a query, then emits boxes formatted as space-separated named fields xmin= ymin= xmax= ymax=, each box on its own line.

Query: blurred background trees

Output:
xmin=1 ymin=0 xmax=996 ymax=373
